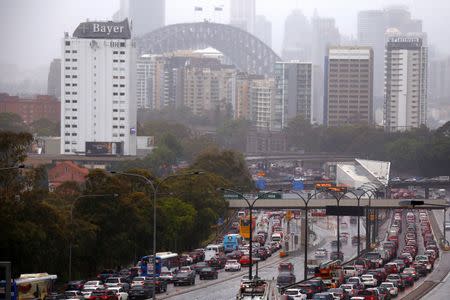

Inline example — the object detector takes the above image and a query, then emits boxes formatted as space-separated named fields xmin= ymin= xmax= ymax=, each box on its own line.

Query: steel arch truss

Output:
xmin=137 ymin=22 xmax=281 ymax=75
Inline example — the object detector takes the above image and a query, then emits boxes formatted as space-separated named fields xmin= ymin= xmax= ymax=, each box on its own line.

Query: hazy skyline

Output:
xmin=1 ymin=0 xmax=450 ymax=72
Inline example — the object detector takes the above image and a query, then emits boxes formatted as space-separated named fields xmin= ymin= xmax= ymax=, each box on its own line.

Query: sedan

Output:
xmin=361 ymin=274 xmax=378 ymax=287
xmin=198 ymin=267 xmax=218 ymax=280
xmin=225 ymin=259 xmax=241 ymax=272
xmin=380 ymin=282 xmax=398 ymax=297
xmin=283 ymin=288 xmax=307 ymax=300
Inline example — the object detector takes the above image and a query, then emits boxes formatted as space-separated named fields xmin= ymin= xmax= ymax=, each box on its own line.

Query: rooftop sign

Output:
xmin=73 ymin=19 xmax=131 ymax=39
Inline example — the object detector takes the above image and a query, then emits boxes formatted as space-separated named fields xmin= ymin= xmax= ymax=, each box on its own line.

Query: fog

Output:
xmin=1 ymin=0 xmax=450 ymax=72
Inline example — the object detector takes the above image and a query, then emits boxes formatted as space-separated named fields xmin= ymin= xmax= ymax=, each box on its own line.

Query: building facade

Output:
xmin=282 ymin=10 xmax=311 ymax=61
xmin=230 ymin=0 xmax=255 ymax=34
xmin=250 ymin=78 xmax=276 ymax=130
xmin=136 ymin=54 xmax=155 ymax=109
xmin=274 ymin=61 xmax=313 ymax=129
xmin=384 ymin=34 xmax=428 ymax=131
xmin=61 ymin=19 xmax=137 ymax=155
xmin=325 ymin=47 xmax=374 ymax=127
xmin=0 ymin=94 xmax=60 ymax=124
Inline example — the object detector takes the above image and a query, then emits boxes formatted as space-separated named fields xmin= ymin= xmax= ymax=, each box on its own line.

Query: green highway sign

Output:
xmin=224 ymin=193 xmax=243 ymax=200
xmin=258 ymin=192 xmax=282 ymax=199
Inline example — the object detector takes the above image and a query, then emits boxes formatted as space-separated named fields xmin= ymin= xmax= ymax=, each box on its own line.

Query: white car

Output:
xmin=283 ymin=288 xmax=307 ymax=299
xmin=343 ymin=266 xmax=359 ymax=278
xmin=83 ymin=281 xmax=104 ymax=289
xmin=104 ymin=277 xmax=128 ymax=288
xmin=361 ymin=274 xmax=378 ymax=287
xmin=64 ymin=290 xmax=84 ymax=300
xmin=225 ymin=259 xmax=241 ymax=271
xmin=314 ymin=248 xmax=328 ymax=258
xmin=80 ymin=288 xmax=97 ymax=299
xmin=107 ymin=287 xmax=128 ymax=300
xmin=380 ymin=282 xmax=398 ymax=296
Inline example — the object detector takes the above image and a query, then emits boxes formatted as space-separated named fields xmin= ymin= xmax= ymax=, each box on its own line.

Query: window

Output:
xmin=120 ymin=84 xmax=125 ymax=87
xmin=113 ymin=92 xmax=118 ymax=96
xmin=113 ymin=109 xmax=118 ymax=112
xmin=113 ymin=76 xmax=118 ymax=79
xmin=119 ymin=117 xmax=125 ymax=120
xmin=71 ymin=133 xmax=77 ymax=136
xmin=65 ymin=133 xmax=70 ymax=136
xmin=65 ymin=149 xmax=70 ymax=153
xmin=119 ymin=133 xmax=125 ymax=137
xmin=113 ymin=51 xmax=118 ymax=54
xmin=120 ymin=60 xmax=125 ymax=63
xmin=65 ymin=50 xmax=70 ymax=53
xmin=65 ymin=58 xmax=70 ymax=62
xmin=65 ymin=67 xmax=70 ymax=70
xmin=120 ymin=76 xmax=125 ymax=79
xmin=65 ymin=125 xmax=70 ymax=128
xmin=120 ymin=42 xmax=125 ymax=47
xmin=72 ymin=50 xmax=77 ymax=53
xmin=113 ymin=125 xmax=118 ymax=129
xmin=72 ymin=92 xmax=77 ymax=95
xmin=73 ymin=100 xmax=77 ymax=103
xmin=119 ymin=125 xmax=125 ymax=129
xmin=72 ymin=108 xmax=77 ymax=111
xmin=65 ymin=91 xmax=70 ymax=95
xmin=65 ymin=116 xmax=70 ymax=119
xmin=65 ymin=83 xmax=71 ymax=87
xmin=72 ymin=59 xmax=77 ymax=62
xmin=120 ymin=51 xmax=125 ymax=54
xmin=72 ymin=67 xmax=77 ymax=70
xmin=72 ymin=83 xmax=77 ymax=87
xmin=65 ymin=75 xmax=70 ymax=78
xmin=113 ymin=59 xmax=118 ymax=63
xmin=65 ymin=100 xmax=70 ymax=103
xmin=72 ymin=75 xmax=77 ymax=78
xmin=113 ymin=84 xmax=118 ymax=87
xmin=65 ymin=141 xmax=70 ymax=144
xmin=113 ymin=117 xmax=118 ymax=120
xmin=65 ymin=41 xmax=70 ymax=46
xmin=72 ymin=116 xmax=77 ymax=120
xmin=120 ymin=92 xmax=125 ymax=96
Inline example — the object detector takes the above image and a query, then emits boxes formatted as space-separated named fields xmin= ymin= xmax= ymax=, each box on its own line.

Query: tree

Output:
xmin=216 ymin=119 xmax=251 ymax=152
xmin=30 ymin=118 xmax=60 ymax=136
xmin=0 ymin=113 xmax=29 ymax=133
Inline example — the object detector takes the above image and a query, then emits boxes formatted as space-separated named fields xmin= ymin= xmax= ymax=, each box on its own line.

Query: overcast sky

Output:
xmin=1 ymin=0 xmax=450 ymax=71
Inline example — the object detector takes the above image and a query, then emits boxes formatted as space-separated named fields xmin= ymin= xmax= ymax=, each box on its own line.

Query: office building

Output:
xmin=113 ymin=0 xmax=165 ymax=36
xmin=61 ymin=19 xmax=137 ymax=155
xmin=274 ymin=61 xmax=313 ymax=129
xmin=325 ymin=47 xmax=374 ymax=127
xmin=136 ymin=54 xmax=153 ymax=109
xmin=230 ymin=0 xmax=255 ymax=34
xmin=47 ymin=59 xmax=61 ymax=99
xmin=255 ymin=15 xmax=272 ymax=47
xmin=312 ymin=65 xmax=324 ymax=124
xmin=282 ymin=10 xmax=311 ymax=61
xmin=429 ymin=56 xmax=450 ymax=103
xmin=384 ymin=33 xmax=428 ymax=131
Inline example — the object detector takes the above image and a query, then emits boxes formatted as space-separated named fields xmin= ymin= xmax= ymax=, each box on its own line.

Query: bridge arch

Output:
xmin=136 ymin=22 xmax=281 ymax=75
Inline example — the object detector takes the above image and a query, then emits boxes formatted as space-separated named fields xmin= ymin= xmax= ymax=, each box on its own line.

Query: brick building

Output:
xmin=0 ymin=93 xmax=60 ymax=124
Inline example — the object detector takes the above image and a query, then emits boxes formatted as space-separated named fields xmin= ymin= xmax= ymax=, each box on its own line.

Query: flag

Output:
xmin=215 ymin=6 xmax=223 ymax=11
xmin=194 ymin=6 xmax=203 ymax=11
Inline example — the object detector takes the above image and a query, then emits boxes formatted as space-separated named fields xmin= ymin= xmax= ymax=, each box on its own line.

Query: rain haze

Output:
xmin=1 ymin=0 xmax=450 ymax=72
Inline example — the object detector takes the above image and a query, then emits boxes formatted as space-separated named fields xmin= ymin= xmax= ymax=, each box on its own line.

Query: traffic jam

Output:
xmin=280 ymin=209 xmax=439 ymax=300
xmin=42 ymin=211 xmax=284 ymax=300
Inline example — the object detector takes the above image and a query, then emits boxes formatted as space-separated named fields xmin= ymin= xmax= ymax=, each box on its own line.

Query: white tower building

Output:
xmin=61 ymin=19 xmax=137 ymax=155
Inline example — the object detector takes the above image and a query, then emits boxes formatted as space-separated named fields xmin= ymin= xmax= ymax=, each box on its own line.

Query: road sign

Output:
xmin=258 ymin=192 xmax=282 ymax=199
xmin=224 ymin=193 xmax=243 ymax=200
xmin=284 ymin=235 xmax=290 ymax=241
xmin=326 ymin=206 xmax=364 ymax=216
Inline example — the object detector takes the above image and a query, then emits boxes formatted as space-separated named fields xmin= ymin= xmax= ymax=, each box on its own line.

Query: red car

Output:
xmin=239 ymin=255 xmax=255 ymax=266
xmin=88 ymin=289 xmax=118 ymax=300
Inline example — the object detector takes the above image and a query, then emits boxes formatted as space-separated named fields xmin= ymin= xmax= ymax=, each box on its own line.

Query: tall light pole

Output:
xmin=111 ymin=171 xmax=201 ymax=300
xmin=69 ymin=194 xmax=117 ymax=281
xmin=218 ymin=188 xmax=280 ymax=280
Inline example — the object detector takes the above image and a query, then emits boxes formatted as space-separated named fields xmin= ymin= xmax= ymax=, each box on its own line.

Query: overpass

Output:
xmin=226 ymin=196 xmax=447 ymax=209
xmin=245 ymin=153 xmax=356 ymax=162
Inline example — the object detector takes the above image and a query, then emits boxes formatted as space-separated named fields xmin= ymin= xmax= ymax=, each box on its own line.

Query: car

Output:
xmin=279 ymin=262 xmax=295 ymax=273
xmin=142 ymin=277 xmax=167 ymax=293
xmin=88 ymin=289 xmax=118 ymax=300
xmin=375 ymin=286 xmax=392 ymax=300
xmin=159 ymin=271 xmax=175 ymax=283
xmin=380 ymin=282 xmax=398 ymax=297
xmin=313 ymin=292 xmax=335 ymax=300
xmin=402 ymin=267 xmax=419 ymax=280
xmin=283 ymin=288 xmax=307 ymax=300
xmin=356 ymin=289 xmax=379 ymax=300
xmin=198 ymin=267 xmax=218 ymax=280
xmin=315 ymin=248 xmax=328 ymax=258
xmin=64 ymin=290 xmax=85 ymax=300
xmin=209 ymin=256 xmax=226 ymax=269
xmin=83 ymin=281 xmax=104 ymax=290
xmin=225 ymin=259 xmax=242 ymax=271
xmin=384 ymin=263 xmax=399 ymax=274
xmin=343 ymin=266 xmax=359 ymax=278
xmin=104 ymin=278 xmax=129 ymax=291
xmin=399 ymin=273 xmax=414 ymax=287
xmin=80 ymin=288 xmax=97 ymax=299
xmin=106 ymin=287 xmax=128 ymax=300
xmin=66 ymin=280 xmax=86 ymax=291
xmin=173 ymin=269 xmax=195 ymax=286
xmin=339 ymin=283 xmax=357 ymax=297
xmin=277 ymin=272 xmax=296 ymax=287
xmin=127 ymin=285 xmax=153 ymax=300
xmin=328 ymin=288 xmax=346 ymax=300
xmin=386 ymin=274 xmax=404 ymax=290
xmin=97 ymin=270 xmax=117 ymax=282
xmin=192 ymin=261 xmax=209 ymax=274
xmin=346 ymin=277 xmax=364 ymax=290
xmin=240 ymin=255 xmax=255 ymax=267
xmin=361 ymin=274 xmax=378 ymax=287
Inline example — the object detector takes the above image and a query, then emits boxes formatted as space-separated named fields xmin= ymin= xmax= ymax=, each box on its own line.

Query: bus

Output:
xmin=138 ymin=252 xmax=179 ymax=276
xmin=223 ymin=234 xmax=243 ymax=253
xmin=204 ymin=244 xmax=224 ymax=261
xmin=239 ymin=216 xmax=256 ymax=240
xmin=0 ymin=273 xmax=58 ymax=300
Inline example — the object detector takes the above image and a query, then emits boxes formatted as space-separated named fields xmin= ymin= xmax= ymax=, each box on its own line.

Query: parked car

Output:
xmin=199 ymin=267 xmax=218 ymax=280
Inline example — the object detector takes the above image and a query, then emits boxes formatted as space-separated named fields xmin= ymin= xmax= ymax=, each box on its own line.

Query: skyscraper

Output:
xmin=429 ymin=56 xmax=450 ymax=103
xmin=325 ymin=47 xmax=374 ymax=127
xmin=230 ymin=0 xmax=255 ymax=34
xmin=274 ymin=61 xmax=313 ymax=129
xmin=61 ymin=19 xmax=137 ymax=155
xmin=47 ymin=58 xmax=61 ymax=99
xmin=113 ymin=0 xmax=165 ymax=36
xmin=384 ymin=32 xmax=428 ymax=131
xmin=311 ymin=15 xmax=340 ymax=67
xmin=254 ymin=15 xmax=272 ymax=47
xmin=136 ymin=54 xmax=155 ymax=109
xmin=282 ymin=10 xmax=311 ymax=61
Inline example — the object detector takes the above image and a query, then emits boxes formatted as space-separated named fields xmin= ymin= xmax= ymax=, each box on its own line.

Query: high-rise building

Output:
xmin=311 ymin=15 xmax=340 ymax=68
xmin=358 ymin=7 xmax=423 ymax=116
xmin=325 ymin=47 xmax=374 ymax=127
xmin=250 ymin=78 xmax=276 ymax=129
xmin=384 ymin=33 xmax=428 ymax=131
xmin=312 ymin=65 xmax=324 ymax=124
xmin=274 ymin=61 xmax=313 ymax=129
xmin=429 ymin=56 xmax=450 ymax=103
xmin=113 ymin=0 xmax=165 ymax=36
xmin=47 ymin=59 xmax=61 ymax=99
xmin=230 ymin=0 xmax=255 ymax=34
xmin=282 ymin=10 xmax=311 ymax=61
xmin=254 ymin=15 xmax=272 ymax=47
xmin=136 ymin=54 xmax=154 ymax=109
xmin=358 ymin=10 xmax=385 ymax=106
xmin=61 ymin=19 xmax=137 ymax=155
xmin=234 ymin=72 xmax=253 ymax=120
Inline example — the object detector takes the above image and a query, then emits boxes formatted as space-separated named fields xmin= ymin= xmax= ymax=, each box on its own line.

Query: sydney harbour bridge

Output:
xmin=136 ymin=21 xmax=281 ymax=75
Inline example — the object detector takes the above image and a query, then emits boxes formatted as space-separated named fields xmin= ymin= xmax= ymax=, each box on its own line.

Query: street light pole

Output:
xmin=69 ymin=194 xmax=117 ymax=281
xmin=111 ymin=171 xmax=201 ymax=300
xmin=219 ymin=188 xmax=279 ymax=280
